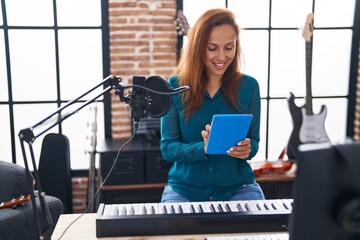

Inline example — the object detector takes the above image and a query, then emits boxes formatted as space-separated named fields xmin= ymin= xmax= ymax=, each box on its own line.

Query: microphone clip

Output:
xmin=114 ymin=76 xmax=150 ymax=122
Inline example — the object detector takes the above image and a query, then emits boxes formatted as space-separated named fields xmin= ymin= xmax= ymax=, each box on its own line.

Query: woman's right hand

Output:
xmin=201 ymin=124 xmax=211 ymax=153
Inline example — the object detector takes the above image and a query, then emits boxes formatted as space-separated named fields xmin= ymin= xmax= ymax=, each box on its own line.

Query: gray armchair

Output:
xmin=0 ymin=160 xmax=63 ymax=240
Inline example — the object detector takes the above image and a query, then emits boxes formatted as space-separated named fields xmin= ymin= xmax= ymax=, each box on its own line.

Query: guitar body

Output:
xmin=287 ymin=92 xmax=330 ymax=159
xmin=286 ymin=92 xmax=303 ymax=159
xmin=286 ymin=13 xmax=330 ymax=159
xmin=299 ymin=105 xmax=330 ymax=143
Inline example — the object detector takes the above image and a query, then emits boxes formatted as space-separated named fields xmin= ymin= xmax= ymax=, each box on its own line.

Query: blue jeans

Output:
xmin=161 ymin=183 xmax=265 ymax=203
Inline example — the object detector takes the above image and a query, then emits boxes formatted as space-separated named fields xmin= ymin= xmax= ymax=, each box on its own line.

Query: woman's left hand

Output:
xmin=226 ymin=138 xmax=251 ymax=159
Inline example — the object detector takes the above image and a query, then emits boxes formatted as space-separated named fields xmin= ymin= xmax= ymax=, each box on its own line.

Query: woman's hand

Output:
xmin=227 ymin=138 xmax=251 ymax=159
xmin=201 ymin=124 xmax=211 ymax=153
xmin=201 ymin=124 xmax=251 ymax=158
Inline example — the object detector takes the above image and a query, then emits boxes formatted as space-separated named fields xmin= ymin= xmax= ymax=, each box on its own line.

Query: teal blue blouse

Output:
xmin=160 ymin=74 xmax=261 ymax=201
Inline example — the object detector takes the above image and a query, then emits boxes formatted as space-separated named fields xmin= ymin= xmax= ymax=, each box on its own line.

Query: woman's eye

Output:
xmin=225 ymin=47 xmax=233 ymax=51
xmin=208 ymin=47 xmax=216 ymax=51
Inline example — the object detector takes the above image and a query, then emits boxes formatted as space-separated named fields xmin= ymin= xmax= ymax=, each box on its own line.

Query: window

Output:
xmin=182 ymin=0 xmax=357 ymax=161
xmin=0 ymin=0 xmax=109 ymax=169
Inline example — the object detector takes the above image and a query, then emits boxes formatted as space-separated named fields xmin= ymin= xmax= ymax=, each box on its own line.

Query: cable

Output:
xmin=119 ymin=84 xmax=189 ymax=95
xmin=56 ymin=121 xmax=139 ymax=240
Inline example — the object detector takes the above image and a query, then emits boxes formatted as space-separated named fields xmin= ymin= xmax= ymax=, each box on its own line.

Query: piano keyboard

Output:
xmin=96 ymin=199 xmax=293 ymax=238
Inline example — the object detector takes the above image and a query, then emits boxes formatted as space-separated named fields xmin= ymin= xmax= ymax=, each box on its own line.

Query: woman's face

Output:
xmin=205 ymin=24 xmax=236 ymax=81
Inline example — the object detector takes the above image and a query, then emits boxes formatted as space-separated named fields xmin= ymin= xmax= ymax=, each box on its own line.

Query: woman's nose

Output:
xmin=217 ymin=49 xmax=226 ymax=60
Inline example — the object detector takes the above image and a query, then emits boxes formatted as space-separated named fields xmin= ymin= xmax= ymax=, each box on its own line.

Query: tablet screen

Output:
xmin=205 ymin=114 xmax=253 ymax=154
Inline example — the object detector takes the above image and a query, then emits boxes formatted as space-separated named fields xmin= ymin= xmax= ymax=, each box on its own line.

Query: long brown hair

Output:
xmin=176 ymin=8 xmax=243 ymax=120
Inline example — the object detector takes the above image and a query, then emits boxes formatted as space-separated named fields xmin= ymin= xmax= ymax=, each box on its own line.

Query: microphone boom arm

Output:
xmin=17 ymin=74 xmax=189 ymax=240
xmin=18 ymin=75 xmax=121 ymax=240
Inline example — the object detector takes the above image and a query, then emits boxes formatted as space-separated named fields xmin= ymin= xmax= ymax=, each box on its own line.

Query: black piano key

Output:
xmin=198 ymin=204 xmax=204 ymax=213
xmin=142 ymin=206 xmax=147 ymax=215
xmin=244 ymin=203 xmax=251 ymax=211
xmin=163 ymin=206 xmax=167 ymax=214
xmin=151 ymin=206 xmax=155 ymax=215
xmin=237 ymin=203 xmax=245 ymax=212
xmin=217 ymin=204 xmax=224 ymax=212
xmin=225 ymin=203 xmax=231 ymax=212
xmin=171 ymin=205 xmax=176 ymax=214
xmin=121 ymin=207 xmax=126 ymax=215
xmin=114 ymin=207 xmax=119 ymax=215
xmin=210 ymin=204 xmax=216 ymax=213
xmin=263 ymin=202 xmax=270 ymax=210
xmin=178 ymin=205 xmax=183 ymax=214
xmin=190 ymin=205 xmax=195 ymax=213
xmin=130 ymin=206 xmax=135 ymax=215
xmin=256 ymin=203 xmax=262 ymax=211
xmin=282 ymin=202 xmax=289 ymax=210
xmin=271 ymin=203 xmax=278 ymax=210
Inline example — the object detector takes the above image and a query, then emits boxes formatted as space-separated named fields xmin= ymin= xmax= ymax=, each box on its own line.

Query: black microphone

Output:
xmin=115 ymin=75 xmax=189 ymax=123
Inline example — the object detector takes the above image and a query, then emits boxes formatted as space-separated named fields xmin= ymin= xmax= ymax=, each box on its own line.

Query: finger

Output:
xmin=227 ymin=145 xmax=251 ymax=158
xmin=201 ymin=130 xmax=209 ymax=139
xmin=205 ymin=124 xmax=211 ymax=132
xmin=227 ymin=150 xmax=249 ymax=159
xmin=237 ymin=138 xmax=250 ymax=146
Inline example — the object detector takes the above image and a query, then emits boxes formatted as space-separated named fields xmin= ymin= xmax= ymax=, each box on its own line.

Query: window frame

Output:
xmin=0 ymin=0 xmax=111 ymax=165
xmin=178 ymin=0 xmax=360 ymax=160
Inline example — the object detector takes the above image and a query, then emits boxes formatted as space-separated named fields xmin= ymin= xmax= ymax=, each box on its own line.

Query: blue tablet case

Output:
xmin=205 ymin=114 xmax=253 ymax=154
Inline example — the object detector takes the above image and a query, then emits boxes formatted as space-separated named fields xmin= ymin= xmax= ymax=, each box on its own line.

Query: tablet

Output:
xmin=205 ymin=114 xmax=253 ymax=154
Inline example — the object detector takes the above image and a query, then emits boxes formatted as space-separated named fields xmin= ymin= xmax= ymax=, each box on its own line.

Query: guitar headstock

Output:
xmin=0 ymin=194 xmax=31 ymax=209
xmin=302 ymin=13 xmax=314 ymax=41
xmin=175 ymin=10 xmax=190 ymax=36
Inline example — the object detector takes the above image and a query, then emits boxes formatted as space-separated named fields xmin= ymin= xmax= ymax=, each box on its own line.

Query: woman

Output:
xmin=160 ymin=8 xmax=264 ymax=202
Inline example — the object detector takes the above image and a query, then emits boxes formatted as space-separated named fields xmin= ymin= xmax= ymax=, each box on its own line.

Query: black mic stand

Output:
xmin=18 ymin=75 xmax=121 ymax=240
xmin=18 ymin=74 xmax=189 ymax=240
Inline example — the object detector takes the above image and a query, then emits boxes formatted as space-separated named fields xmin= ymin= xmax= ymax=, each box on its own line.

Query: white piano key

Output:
xmin=275 ymin=199 xmax=287 ymax=211
xmin=236 ymin=201 xmax=248 ymax=212
xmin=221 ymin=201 xmax=233 ymax=212
xmin=110 ymin=204 xmax=119 ymax=215
xmin=192 ymin=202 xmax=202 ymax=213
xmin=264 ymin=200 xmax=275 ymax=211
xmin=282 ymin=199 xmax=293 ymax=211
xmin=123 ymin=204 xmax=133 ymax=215
xmin=129 ymin=203 xmax=138 ymax=215
xmin=103 ymin=204 xmax=112 ymax=216
xmin=157 ymin=203 xmax=167 ymax=214
xmin=205 ymin=202 xmax=220 ymax=213
xmin=270 ymin=200 xmax=284 ymax=211
xmin=248 ymin=201 xmax=260 ymax=211
xmin=142 ymin=203 xmax=153 ymax=215
xmin=216 ymin=201 xmax=228 ymax=212
xmin=224 ymin=201 xmax=238 ymax=212
xmin=255 ymin=200 xmax=267 ymax=211
xmin=178 ymin=202 xmax=192 ymax=213
xmin=158 ymin=202 xmax=178 ymax=214
xmin=244 ymin=201 xmax=257 ymax=211
xmin=117 ymin=204 xmax=126 ymax=216
xmin=149 ymin=203 xmax=159 ymax=214
xmin=134 ymin=203 xmax=145 ymax=215
xmin=170 ymin=203 xmax=179 ymax=214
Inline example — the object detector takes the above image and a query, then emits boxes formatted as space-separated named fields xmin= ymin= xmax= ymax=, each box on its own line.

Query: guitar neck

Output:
xmin=305 ymin=41 xmax=313 ymax=115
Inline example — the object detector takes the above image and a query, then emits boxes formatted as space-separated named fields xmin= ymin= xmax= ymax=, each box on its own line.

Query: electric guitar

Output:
xmin=286 ymin=13 xmax=330 ymax=159
xmin=0 ymin=194 xmax=31 ymax=209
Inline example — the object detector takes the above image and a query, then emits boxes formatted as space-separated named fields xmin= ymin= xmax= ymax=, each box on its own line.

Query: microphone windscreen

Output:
xmin=144 ymin=76 xmax=172 ymax=118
